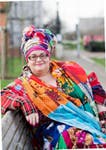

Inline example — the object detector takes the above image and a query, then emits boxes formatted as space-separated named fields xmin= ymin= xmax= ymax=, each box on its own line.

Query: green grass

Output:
xmin=62 ymin=42 xmax=77 ymax=49
xmin=1 ymin=79 xmax=13 ymax=89
xmin=62 ymin=41 xmax=84 ymax=50
xmin=91 ymin=58 xmax=105 ymax=67
xmin=1 ymin=57 xmax=25 ymax=89
xmin=6 ymin=57 xmax=25 ymax=77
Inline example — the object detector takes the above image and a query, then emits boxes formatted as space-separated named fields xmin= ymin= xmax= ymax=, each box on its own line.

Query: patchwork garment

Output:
xmin=1 ymin=60 xmax=106 ymax=149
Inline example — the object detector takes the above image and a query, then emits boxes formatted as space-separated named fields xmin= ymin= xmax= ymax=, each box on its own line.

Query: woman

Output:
xmin=1 ymin=25 xmax=106 ymax=149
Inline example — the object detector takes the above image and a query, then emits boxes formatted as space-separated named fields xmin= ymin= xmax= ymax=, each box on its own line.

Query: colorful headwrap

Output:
xmin=20 ymin=25 xmax=57 ymax=61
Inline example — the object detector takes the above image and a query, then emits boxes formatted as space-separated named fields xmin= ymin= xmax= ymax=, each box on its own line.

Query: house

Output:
xmin=79 ymin=17 xmax=104 ymax=36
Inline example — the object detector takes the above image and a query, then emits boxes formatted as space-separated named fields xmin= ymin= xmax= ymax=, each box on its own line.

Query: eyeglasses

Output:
xmin=28 ymin=53 xmax=49 ymax=61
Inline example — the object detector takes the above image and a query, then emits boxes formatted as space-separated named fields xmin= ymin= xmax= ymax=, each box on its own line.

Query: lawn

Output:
xmin=1 ymin=79 xmax=14 ymax=89
xmin=91 ymin=58 xmax=105 ymax=67
xmin=62 ymin=40 xmax=84 ymax=50
xmin=1 ymin=57 xmax=25 ymax=89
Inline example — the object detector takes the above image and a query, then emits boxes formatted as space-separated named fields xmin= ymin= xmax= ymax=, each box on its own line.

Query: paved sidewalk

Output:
xmin=62 ymin=49 xmax=106 ymax=90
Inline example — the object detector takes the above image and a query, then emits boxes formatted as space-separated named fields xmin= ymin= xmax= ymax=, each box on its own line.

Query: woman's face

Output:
xmin=27 ymin=50 xmax=50 ymax=76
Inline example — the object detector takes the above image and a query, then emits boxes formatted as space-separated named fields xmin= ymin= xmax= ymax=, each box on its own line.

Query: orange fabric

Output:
xmin=22 ymin=78 xmax=58 ymax=115
xmin=22 ymin=75 xmax=82 ymax=117
xmin=30 ymin=79 xmax=68 ymax=110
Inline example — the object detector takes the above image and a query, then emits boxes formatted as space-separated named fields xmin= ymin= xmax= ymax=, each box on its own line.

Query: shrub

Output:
xmin=88 ymin=41 xmax=105 ymax=51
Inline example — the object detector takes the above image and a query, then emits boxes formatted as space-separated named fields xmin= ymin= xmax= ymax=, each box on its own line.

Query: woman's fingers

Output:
xmin=26 ymin=113 xmax=39 ymax=126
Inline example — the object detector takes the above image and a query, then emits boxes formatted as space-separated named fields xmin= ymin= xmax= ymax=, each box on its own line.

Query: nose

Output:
xmin=36 ymin=56 xmax=42 ymax=61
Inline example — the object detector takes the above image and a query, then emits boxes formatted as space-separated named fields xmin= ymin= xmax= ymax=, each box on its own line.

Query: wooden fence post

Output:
xmin=0 ymin=27 xmax=7 ymax=79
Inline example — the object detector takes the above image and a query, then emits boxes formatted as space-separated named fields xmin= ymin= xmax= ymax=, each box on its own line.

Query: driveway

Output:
xmin=61 ymin=49 xmax=106 ymax=90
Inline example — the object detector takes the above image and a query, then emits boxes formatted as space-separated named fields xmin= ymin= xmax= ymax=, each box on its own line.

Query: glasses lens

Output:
xmin=28 ymin=53 xmax=49 ymax=61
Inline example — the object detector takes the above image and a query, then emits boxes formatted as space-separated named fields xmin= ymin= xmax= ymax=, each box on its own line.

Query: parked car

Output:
xmin=83 ymin=35 xmax=105 ymax=51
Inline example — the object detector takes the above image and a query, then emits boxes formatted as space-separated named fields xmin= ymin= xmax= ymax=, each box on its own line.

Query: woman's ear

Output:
xmin=27 ymin=60 xmax=30 ymax=66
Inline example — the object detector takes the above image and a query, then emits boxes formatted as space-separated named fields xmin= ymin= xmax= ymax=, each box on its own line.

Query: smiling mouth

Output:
xmin=35 ymin=63 xmax=44 ymax=66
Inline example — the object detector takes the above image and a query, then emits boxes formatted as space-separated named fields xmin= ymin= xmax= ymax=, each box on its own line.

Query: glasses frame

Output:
xmin=28 ymin=53 xmax=49 ymax=61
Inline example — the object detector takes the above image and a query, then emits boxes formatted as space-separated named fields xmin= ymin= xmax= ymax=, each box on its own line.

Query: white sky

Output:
xmin=0 ymin=0 xmax=105 ymax=32
xmin=43 ymin=0 xmax=104 ymax=32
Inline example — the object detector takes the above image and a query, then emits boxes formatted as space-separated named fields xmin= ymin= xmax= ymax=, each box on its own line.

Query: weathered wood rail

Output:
xmin=2 ymin=110 xmax=33 ymax=150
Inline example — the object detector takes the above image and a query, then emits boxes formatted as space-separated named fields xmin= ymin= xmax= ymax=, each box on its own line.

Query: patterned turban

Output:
xmin=20 ymin=25 xmax=57 ymax=61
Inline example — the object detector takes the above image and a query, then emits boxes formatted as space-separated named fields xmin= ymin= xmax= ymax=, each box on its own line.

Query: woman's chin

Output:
xmin=32 ymin=68 xmax=45 ymax=76
xmin=33 ymin=65 xmax=44 ymax=71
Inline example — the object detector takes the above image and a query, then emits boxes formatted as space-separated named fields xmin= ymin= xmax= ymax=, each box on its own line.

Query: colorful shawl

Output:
xmin=21 ymin=60 xmax=106 ymax=145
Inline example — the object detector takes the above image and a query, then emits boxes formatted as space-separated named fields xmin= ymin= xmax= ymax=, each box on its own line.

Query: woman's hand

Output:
xmin=26 ymin=113 xmax=39 ymax=126
xmin=9 ymin=99 xmax=39 ymax=126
